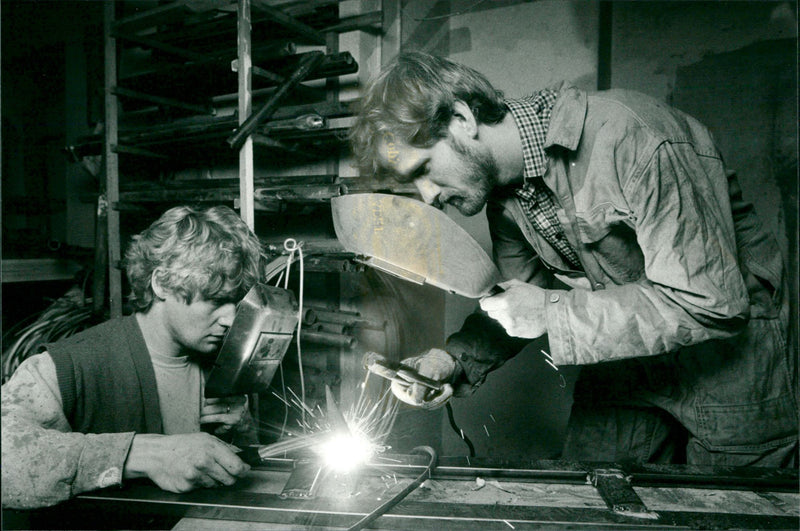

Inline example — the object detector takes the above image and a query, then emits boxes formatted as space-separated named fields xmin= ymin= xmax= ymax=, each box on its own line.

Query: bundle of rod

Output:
xmin=296 ymin=306 xmax=383 ymax=349
xmin=2 ymin=286 xmax=92 ymax=383
xmin=300 ymin=328 xmax=357 ymax=349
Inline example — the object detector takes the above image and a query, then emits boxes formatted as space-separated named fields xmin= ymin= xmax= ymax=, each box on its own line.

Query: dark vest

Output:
xmin=46 ymin=315 xmax=163 ymax=434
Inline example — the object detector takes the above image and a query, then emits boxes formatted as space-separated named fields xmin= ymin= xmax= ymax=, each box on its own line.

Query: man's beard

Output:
xmin=445 ymin=135 xmax=498 ymax=216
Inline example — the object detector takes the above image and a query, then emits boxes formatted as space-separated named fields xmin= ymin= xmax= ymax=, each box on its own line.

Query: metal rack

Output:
xmin=100 ymin=0 xmax=388 ymax=318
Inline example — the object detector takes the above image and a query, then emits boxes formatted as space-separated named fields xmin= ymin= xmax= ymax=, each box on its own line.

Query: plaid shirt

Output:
xmin=506 ymin=91 xmax=583 ymax=270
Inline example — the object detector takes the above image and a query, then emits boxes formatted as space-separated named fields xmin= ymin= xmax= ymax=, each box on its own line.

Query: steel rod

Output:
xmin=112 ymin=86 xmax=215 ymax=115
xmin=228 ymin=50 xmax=325 ymax=149
xmin=251 ymin=0 xmax=326 ymax=45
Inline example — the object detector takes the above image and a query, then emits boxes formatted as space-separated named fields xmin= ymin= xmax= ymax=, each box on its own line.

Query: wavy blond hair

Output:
xmin=124 ymin=205 xmax=263 ymax=311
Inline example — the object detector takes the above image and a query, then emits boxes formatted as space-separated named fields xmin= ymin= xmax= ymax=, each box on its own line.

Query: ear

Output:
xmin=150 ymin=268 xmax=169 ymax=301
xmin=449 ymin=100 xmax=479 ymax=139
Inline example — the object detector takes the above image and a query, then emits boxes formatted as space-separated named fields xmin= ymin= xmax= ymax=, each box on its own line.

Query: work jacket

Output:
xmin=446 ymin=85 xmax=797 ymax=463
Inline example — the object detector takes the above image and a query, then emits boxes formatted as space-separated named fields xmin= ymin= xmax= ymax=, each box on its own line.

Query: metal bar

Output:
xmin=320 ymin=11 xmax=383 ymax=34
xmin=251 ymin=0 xmax=325 ymax=45
xmin=251 ymin=134 xmax=317 ymax=159
xmin=104 ymin=2 xmax=123 ymax=319
xmin=591 ymin=468 xmax=659 ymax=520
xmin=250 ymin=64 xmax=284 ymax=83
xmin=227 ymin=50 xmax=325 ymax=150
xmin=68 ymin=482 xmax=800 ymax=531
xmin=305 ymin=307 xmax=386 ymax=331
xmin=118 ymin=182 xmax=240 ymax=203
xmin=237 ymin=0 xmax=255 ymax=230
xmin=250 ymin=133 xmax=288 ymax=149
xmin=111 ymin=29 xmax=210 ymax=63
xmin=300 ymin=330 xmax=356 ymax=348
xmin=254 ymin=183 xmax=343 ymax=203
xmin=92 ymin=195 xmax=108 ymax=316
xmin=111 ymin=0 xmax=195 ymax=33
xmin=262 ymin=114 xmax=326 ymax=132
xmin=0 ymin=259 xmax=83 ymax=284
xmin=112 ymin=86 xmax=215 ymax=115
xmin=112 ymin=144 xmax=169 ymax=159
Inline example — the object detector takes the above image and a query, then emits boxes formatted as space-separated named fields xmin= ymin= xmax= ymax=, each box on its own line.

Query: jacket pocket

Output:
xmin=576 ymin=203 xmax=635 ymax=244
xmin=577 ymin=206 xmax=645 ymax=283
xmin=695 ymin=393 xmax=797 ymax=449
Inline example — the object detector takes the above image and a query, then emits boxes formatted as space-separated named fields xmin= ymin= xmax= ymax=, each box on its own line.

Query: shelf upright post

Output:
xmin=237 ymin=0 xmax=255 ymax=230
xmin=104 ymin=1 xmax=123 ymax=318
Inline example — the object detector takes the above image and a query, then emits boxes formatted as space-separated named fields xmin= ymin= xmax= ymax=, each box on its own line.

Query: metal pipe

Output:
xmin=251 ymin=0 xmax=326 ymax=45
xmin=112 ymin=86 xmax=215 ymax=115
xmin=300 ymin=330 xmax=356 ymax=348
xmin=307 ymin=307 xmax=386 ymax=331
xmin=312 ymin=322 xmax=351 ymax=335
xmin=227 ymin=51 xmax=325 ymax=149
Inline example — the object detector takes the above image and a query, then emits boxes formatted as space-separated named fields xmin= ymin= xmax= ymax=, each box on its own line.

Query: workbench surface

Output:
xmin=7 ymin=457 xmax=799 ymax=530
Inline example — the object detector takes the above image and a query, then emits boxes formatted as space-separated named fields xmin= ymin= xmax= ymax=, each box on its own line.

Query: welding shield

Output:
xmin=205 ymin=283 xmax=298 ymax=398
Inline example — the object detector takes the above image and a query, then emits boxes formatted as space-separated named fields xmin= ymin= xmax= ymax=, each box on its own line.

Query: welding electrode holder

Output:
xmin=362 ymin=351 xmax=444 ymax=391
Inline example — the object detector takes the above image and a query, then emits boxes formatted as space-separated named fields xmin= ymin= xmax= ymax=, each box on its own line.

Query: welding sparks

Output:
xmin=316 ymin=428 xmax=375 ymax=472
xmin=264 ymin=372 xmax=399 ymax=474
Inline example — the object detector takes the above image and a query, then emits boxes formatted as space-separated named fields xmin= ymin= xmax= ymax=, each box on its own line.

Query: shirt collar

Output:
xmin=505 ymin=90 xmax=558 ymax=182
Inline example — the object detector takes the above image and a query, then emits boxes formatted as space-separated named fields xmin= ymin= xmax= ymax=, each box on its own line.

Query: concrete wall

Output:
xmin=393 ymin=0 xmax=798 ymax=460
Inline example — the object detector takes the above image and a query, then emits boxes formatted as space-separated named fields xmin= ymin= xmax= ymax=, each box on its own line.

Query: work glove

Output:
xmin=391 ymin=348 xmax=457 ymax=410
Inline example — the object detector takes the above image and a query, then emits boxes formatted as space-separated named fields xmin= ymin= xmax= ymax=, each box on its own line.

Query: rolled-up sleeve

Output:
xmin=1 ymin=353 xmax=135 ymax=509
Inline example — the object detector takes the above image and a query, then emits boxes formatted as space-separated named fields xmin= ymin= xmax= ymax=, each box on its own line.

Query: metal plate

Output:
xmin=331 ymin=193 xmax=503 ymax=298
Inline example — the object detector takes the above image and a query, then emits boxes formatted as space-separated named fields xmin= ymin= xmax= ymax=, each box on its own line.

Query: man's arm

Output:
xmin=545 ymin=132 xmax=750 ymax=366
xmin=1 ymin=353 xmax=134 ymax=509
xmin=445 ymin=312 xmax=531 ymax=393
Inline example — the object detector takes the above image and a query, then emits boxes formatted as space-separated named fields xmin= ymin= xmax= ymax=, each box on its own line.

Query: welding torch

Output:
xmin=362 ymin=351 xmax=444 ymax=392
xmin=236 ymin=384 xmax=356 ymax=467
xmin=362 ymin=351 xmax=456 ymax=411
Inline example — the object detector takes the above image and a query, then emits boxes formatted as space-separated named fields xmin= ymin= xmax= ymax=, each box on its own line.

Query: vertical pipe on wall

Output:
xmin=104 ymin=2 xmax=123 ymax=318
xmin=237 ymin=0 xmax=255 ymax=230
xmin=597 ymin=1 xmax=613 ymax=91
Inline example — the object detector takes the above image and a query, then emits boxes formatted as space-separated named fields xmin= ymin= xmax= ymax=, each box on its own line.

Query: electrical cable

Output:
xmin=2 ymin=288 xmax=91 ymax=383
xmin=446 ymin=402 xmax=476 ymax=458
xmin=346 ymin=445 xmax=437 ymax=531
xmin=283 ymin=238 xmax=306 ymax=431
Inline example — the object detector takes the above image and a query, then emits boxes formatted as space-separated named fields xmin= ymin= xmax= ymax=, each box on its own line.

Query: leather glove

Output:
xmin=391 ymin=348 xmax=457 ymax=410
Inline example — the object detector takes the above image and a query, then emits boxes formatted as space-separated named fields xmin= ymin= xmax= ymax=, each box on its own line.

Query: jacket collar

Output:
xmin=544 ymin=83 xmax=587 ymax=151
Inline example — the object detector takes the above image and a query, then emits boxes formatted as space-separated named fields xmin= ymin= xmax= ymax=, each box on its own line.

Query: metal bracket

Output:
xmin=590 ymin=468 xmax=659 ymax=520
xmin=281 ymin=460 xmax=325 ymax=499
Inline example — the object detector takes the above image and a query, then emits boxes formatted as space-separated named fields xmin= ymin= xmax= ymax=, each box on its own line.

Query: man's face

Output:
xmin=162 ymin=291 xmax=237 ymax=356
xmin=378 ymin=131 xmax=498 ymax=216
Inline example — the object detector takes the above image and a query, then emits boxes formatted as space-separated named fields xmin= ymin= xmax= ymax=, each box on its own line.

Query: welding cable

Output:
xmin=446 ymin=402 xmax=476 ymax=458
xmin=346 ymin=445 xmax=437 ymax=531
xmin=283 ymin=238 xmax=307 ymax=431
xmin=2 ymin=291 xmax=91 ymax=382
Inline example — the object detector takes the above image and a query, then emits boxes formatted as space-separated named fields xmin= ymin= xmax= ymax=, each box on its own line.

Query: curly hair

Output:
xmin=124 ymin=205 xmax=263 ymax=312
xmin=349 ymin=51 xmax=506 ymax=179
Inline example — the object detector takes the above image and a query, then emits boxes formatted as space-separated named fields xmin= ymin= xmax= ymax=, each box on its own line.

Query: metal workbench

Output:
xmin=5 ymin=455 xmax=798 ymax=530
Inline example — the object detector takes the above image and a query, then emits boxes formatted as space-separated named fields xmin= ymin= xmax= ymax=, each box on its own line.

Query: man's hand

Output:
xmin=479 ymin=279 xmax=547 ymax=339
xmin=390 ymin=349 xmax=456 ymax=410
xmin=201 ymin=396 xmax=248 ymax=436
xmin=124 ymin=433 xmax=250 ymax=492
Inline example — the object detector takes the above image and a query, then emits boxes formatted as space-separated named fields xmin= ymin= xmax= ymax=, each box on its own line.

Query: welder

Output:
xmin=2 ymin=205 xmax=261 ymax=509
xmin=349 ymin=52 xmax=797 ymax=468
